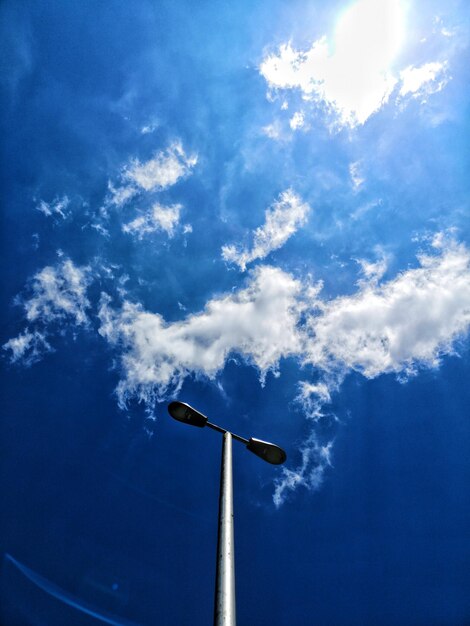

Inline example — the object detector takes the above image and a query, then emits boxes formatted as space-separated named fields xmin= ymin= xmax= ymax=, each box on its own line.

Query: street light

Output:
xmin=168 ymin=400 xmax=286 ymax=626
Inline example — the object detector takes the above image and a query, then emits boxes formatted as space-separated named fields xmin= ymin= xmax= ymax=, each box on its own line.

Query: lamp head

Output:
xmin=246 ymin=437 xmax=287 ymax=465
xmin=168 ymin=401 xmax=287 ymax=465
xmin=168 ymin=401 xmax=208 ymax=428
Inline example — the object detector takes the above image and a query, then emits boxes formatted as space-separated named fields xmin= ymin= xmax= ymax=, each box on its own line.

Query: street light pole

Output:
xmin=214 ymin=432 xmax=236 ymax=626
xmin=167 ymin=401 xmax=286 ymax=626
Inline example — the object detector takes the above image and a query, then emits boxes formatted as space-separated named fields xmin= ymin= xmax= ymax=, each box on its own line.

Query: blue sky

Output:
xmin=1 ymin=0 xmax=470 ymax=624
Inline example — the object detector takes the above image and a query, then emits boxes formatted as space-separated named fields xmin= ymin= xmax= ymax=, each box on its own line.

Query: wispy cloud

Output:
xmin=3 ymin=259 xmax=93 ymax=366
xmin=273 ymin=432 xmax=334 ymax=507
xmin=3 ymin=259 xmax=91 ymax=366
xmin=140 ymin=119 xmax=159 ymax=135
xmin=3 ymin=330 xmax=52 ymax=366
xmin=349 ymin=161 xmax=365 ymax=191
xmin=21 ymin=259 xmax=91 ymax=326
xmin=106 ymin=182 xmax=138 ymax=209
xmin=123 ymin=142 xmax=197 ymax=193
xmin=36 ymin=196 xmax=70 ymax=219
xmin=103 ymin=141 xmax=197 ymax=213
xmin=354 ymin=254 xmax=388 ymax=286
xmin=289 ymin=111 xmax=305 ymax=131
xmin=272 ymin=379 xmax=338 ymax=507
xmin=122 ymin=203 xmax=182 ymax=239
xmin=297 ymin=380 xmax=333 ymax=419
xmin=261 ymin=120 xmax=283 ymax=140
xmin=222 ymin=189 xmax=310 ymax=270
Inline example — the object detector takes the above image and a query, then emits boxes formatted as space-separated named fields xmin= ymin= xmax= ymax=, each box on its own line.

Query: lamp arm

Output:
xmin=206 ymin=421 xmax=249 ymax=445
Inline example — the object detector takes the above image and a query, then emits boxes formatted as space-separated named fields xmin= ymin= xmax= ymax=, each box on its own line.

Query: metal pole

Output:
xmin=214 ymin=431 xmax=236 ymax=626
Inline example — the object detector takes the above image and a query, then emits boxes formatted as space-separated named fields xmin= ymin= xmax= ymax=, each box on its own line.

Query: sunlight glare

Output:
xmin=329 ymin=0 xmax=406 ymax=124
xmin=335 ymin=0 xmax=405 ymax=68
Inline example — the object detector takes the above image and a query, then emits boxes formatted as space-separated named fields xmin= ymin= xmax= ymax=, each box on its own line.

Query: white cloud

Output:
xmin=36 ymin=196 xmax=70 ymax=219
xmin=433 ymin=15 xmax=455 ymax=39
xmin=4 ymin=259 xmax=93 ymax=367
xmin=123 ymin=142 xmax=197 ymax=192
xmin=297 ymin=380 xmax=332 ymax=419
xmin=261 ymin=120 xmax=283 ymax=140
xmin=270 ymin=380 xmax=339 ymax=506
xmin=106 ymin=182 xmax=138 ymax=209
xmin=22 ymin=259 xmax=91 ymax=326
xmin=349 ymin=161 xmax=365 ymax=191
xmin=355 ymin=255 xmax=388 ymax=286
xmin=273 ymin=433 xmax=334 ymax=507
xmin=104 ymin=142 xmax=197 ymax=210
xmin=275 ymin=237 xmax=470 ymax=506
xmin=289 ymin=111 xmax=305 ymax=130
xmin=440 ymin=27 xmax=454 ymax=38
xmin=141 ymin=120 xmax=159 ymax=134
xmin=97 ymin=236 xmax=470 ymax=416
xmin=98 ymin=265 xmax=304 ymax=407
xmin=3 ymin=330 xmax=52 ymax=366
xmin=8 ymin=235 xmax=470 ymax=505
xmin=122 ymin=203 xmax=182 ymax=239
xmin=399 ymin=62 xmax=448 ymax=98
xmin=90 ymin=222 xmax=110 ymax=238
xmin=260 ymin=0 xmax=405 ymax=127
xmin=351 ymin=198 xmax=382 ymax=221
xmin=304 ymin=239 xmax=470 ymax=379
xmin=260 ymin=1 xmax=451 ymax=130
xmin=222 ymin=189 xmax=310 ymax=270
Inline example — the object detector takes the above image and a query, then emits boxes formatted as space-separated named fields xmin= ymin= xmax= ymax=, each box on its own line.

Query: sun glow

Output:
xmin=260 ymin=0 xmax=407 ymax=127
xmin=334 ymin=0 xmax=405 ymax=70
xmin=327 ymin=0 xmax=406 ymax=124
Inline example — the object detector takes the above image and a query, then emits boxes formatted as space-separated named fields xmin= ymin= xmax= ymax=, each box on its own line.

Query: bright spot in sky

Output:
xmin=261 ymin=0 xmax=407 ymax=127
xmin=326 ymin=0 xmax=406 ymax=124
xmin=334 ymin=0 xmax=404 ymax=67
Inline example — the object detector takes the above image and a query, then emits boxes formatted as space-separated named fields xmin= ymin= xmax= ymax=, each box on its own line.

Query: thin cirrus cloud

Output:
xmin=36 ymin=196 xmax=70 ymax=219
xmin=271 ymin=380 xmax=335 ymax=508
xmin=221 ymin=189 xmax=311 ymax=271
xmin=3 ymin=330 xmax=52 ymax=367
xmin=349 ymin=161 xmax=365 ymax=191
xmin=123 ymin=142 xmax=197 ymax=192
xmin=21 ymin=259 xmax=91 ymax=326
xmin=273 ymin=433 xmax=334 ymax=508
xmin=5 ymin=237 xmax=470 ymax=504
xmin=289 ymin=111 xmax=306 ymax=131
xmin=122 ymin=203 xmax=182 ymax=239
xmin=259 ymin=0 xmax=449 ymax=128
xmin=105 ymin=141 xmax=197 ymax=209
xmin=3 ymin=259 xmax=91 ymax=365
